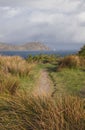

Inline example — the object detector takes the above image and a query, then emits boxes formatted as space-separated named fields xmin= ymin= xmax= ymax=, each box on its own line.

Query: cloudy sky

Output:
xmin=0 ymin=0 xmax=85 ymax=50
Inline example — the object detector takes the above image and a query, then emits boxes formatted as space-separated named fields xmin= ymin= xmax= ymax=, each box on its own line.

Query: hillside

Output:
xmin=0 ymin=42 xmax=50 ymax=51
xmin=78 ymin=45 xmax=85 ymax=56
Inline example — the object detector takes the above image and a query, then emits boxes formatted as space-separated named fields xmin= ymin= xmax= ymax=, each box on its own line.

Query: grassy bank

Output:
xmin=0 ymin=55 xmax=41 ymax=95
xmin=50 ymin=68 xmax=85 ymax=96
xmin=0 ymin=55 xmax=85 ymax=129
xmin=37 ymin=62 xmax=85 ymax=96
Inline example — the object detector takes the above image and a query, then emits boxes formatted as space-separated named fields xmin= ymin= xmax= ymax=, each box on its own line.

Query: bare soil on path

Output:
xmin=34 ymin=69 xmax=53 ymax=97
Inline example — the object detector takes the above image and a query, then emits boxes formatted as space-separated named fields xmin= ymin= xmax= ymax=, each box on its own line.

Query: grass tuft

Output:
xmin=0 ymin=55 xmax=33 ymax=77
xmin=0 ymin=95 xmax=84 ymax=130
xmin=58 ymin=55 xmax=80 ymax=70
xmin=0 ymin=71 xmax=20 ymax=95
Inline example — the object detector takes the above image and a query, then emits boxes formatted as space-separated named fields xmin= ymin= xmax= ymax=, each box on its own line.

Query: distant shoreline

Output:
xmin=0 ymin=50 xmax=77 ymax=58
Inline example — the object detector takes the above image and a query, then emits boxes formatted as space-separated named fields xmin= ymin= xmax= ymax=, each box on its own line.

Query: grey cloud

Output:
xmin=0 ymin=0 xmax=85 ymax=50
xmin=79 ymin=23 xmax=85 ymax=26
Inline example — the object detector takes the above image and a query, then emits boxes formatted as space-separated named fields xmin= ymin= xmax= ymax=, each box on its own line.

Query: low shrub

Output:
xmin=78 ymin=45 xmax=85 ymax=56
xmin=27 ymin=54 xmax=58 ymax=64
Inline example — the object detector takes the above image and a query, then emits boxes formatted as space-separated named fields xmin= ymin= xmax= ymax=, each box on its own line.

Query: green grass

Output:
xmin=0 ymin=55 xmax=85 ymax=130
xmin=49 ymin=67 xmax=85 ymax=96
xmin=37 ymin=63 xmax=56 ymax=70
xmin=18 ymin=64 xmax=41 ymax=94
xmin=34 ymin=63 xmax=85 ymax=96
xmin=17 ymin=62 xmax=85 ymax=98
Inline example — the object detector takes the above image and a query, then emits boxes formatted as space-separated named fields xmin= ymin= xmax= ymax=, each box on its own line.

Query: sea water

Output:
xmin=0 ymin=50 xmax=77 ymax=58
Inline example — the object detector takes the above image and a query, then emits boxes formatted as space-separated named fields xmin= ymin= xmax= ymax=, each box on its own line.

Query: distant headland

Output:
xmin=0 ymin=42 xmax=50 ymax=51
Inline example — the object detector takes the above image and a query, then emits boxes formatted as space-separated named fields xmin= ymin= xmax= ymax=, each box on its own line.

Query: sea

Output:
xmin=0 ymin=50 xmax=77 ymax=58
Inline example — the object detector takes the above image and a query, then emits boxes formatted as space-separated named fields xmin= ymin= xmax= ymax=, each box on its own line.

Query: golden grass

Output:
xmin=58 ymin=55 xmax=80 ymax=70
xmin=0 ymin=55 xmax=35 ymax=94
xmin=79 ymin=56 xmax=85 ymax=67
xmin=0 ymin=55 xmax=33 ymax=77
xmin=0 ymin=71 xmax=20 ymax=95
xmin=0 ymin=55 xmax=84 ymax=130
xmin=58 ymin=55 xmax=85 ymax=71
xmin=0 ymin=94 xmax=84 ymax=130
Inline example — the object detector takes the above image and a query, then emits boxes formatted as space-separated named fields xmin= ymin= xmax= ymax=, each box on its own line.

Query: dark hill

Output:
xmin=78 ymin=45 xmax=85 ymax=56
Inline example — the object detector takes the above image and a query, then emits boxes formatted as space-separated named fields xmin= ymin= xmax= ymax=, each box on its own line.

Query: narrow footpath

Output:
xmin=34 ymin=69 xmax=53 ymax=97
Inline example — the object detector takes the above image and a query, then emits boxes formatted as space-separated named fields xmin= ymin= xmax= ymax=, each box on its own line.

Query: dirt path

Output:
xmin=34 ymin=70 xmax=53 ymax=97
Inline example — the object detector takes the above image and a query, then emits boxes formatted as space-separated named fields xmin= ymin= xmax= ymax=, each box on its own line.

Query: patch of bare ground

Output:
xmin=33 ymin=70 xmax=53 ymax=97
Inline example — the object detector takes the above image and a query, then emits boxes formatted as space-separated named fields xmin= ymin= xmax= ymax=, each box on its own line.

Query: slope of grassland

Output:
xmin=49 ymin=68 xmax=85 ymax=97
xmin=0 ymin=55 xmax=85 ymax=130
xmin=0 ymin=55 xmax=42 ymax=95
xmin=37 ymin=63 xmax=85 ymax=97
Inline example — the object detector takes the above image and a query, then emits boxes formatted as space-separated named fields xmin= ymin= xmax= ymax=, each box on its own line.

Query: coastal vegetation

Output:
xmin=27 ymin=54 xmax=58 ymax=64
xmin=0 ymin=48 xmax=85 ymax=130
xmin=78 ymin=45 xmax=85 ymax=56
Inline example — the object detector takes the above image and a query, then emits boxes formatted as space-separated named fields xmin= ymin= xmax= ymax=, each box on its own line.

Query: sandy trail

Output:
xmin=34 ymin=70 xmax=52 ymax=97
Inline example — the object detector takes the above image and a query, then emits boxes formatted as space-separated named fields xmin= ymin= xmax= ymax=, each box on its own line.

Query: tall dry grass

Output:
xmin=0 ymin=55 xmax=33 ymax=77
xmin=0 ymin=55 xmax=35 ymax=95
xmin=0 ymin=71 xmax=20 ymax=95
xmin=79 ymin=56 xmax=85 ymax=68
xmin=58 ymin=55 xmax=80 ymax=70
xmin=57 ymin=55 xmax=85 ymax=71
xmin=0 ymin=95 xmax=84 ymax=130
